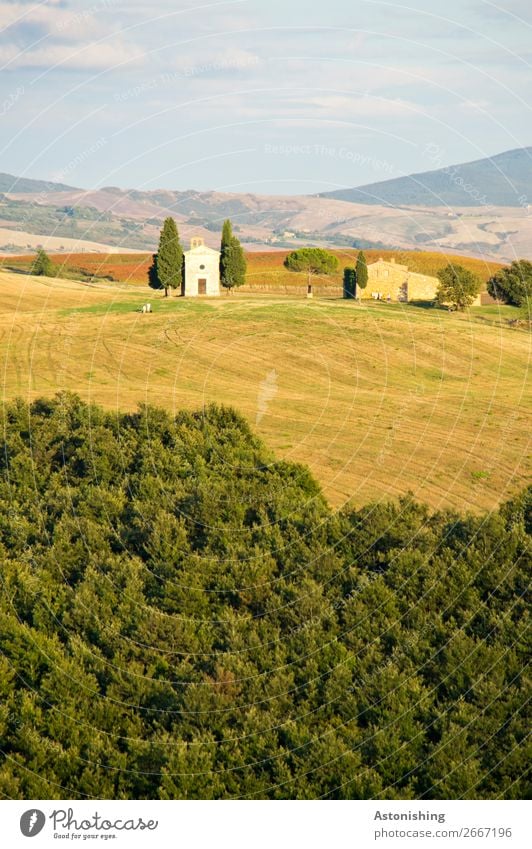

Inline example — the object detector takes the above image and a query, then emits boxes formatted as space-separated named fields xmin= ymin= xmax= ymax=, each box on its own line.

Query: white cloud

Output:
xmin=170 ymin=47 xmax=260 ymax=77
xmin=0 ymin=0 xmax=145 ymax=73
xmin=0 ymin=0 xmax=529 ymax=195
xmin=0 ymin=1 xmax=65 ymax=33
xmin=0 ymin=40 xmax=144 ymax=71
xmin=305 ymin=94 xmax=418 ymax=118
xmin=213 ymin=90 xmax=419 ymax=122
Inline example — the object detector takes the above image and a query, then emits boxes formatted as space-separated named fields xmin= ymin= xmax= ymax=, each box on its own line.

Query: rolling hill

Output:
xmin=321 ymin=147 xmax=532 ymax=208
xmin=0 ymin=172 xmax=76 ymax=194
xmin=0 ymin=267 xmax=528 ymax=513
xmin=1 ymin=148 xmax=531 ymax=261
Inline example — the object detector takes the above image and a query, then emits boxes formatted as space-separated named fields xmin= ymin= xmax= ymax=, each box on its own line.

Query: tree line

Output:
xmin=24 ymin=241 xmax=532 ymax=315
xmin=0 ymin=393 xmax=529 ymax=799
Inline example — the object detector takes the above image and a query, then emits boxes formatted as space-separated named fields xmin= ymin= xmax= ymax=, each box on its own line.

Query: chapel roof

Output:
xmin=184 ymin=236 xmax=220 ymax=256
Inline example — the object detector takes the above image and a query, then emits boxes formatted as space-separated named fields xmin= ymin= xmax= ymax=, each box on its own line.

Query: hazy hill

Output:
xmin=0 ymin=172 xmax=76 ymax=194
xmin=1 ymin=149 xmax=531 ymax=260
xmin=321 ymin=148 xmax=532 ymax=208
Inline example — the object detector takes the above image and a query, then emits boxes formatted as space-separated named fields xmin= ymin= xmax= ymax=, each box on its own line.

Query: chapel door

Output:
xmin=198 ymin=278 xmax=207 ymax=295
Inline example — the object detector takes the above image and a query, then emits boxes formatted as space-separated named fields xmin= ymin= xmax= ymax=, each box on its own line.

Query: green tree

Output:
xmin=436 ymin=263 xmax=481 ymax=311
xmin=220 ymin=218 xmax=232 ymax=260
xmin=284 ymin=248 xmax=339 ymax=289
xmin=355 ymin=251 xmax=368 ymax=295
xmin=220 ymin=219 xmax=247 ymax=292
xmin=147 ymin=253 xmax=160 ymax=291
xmin=31 ymin=248 xmax=54 ymax=277
xmin=155 ymin=218 xmax=183 ymax=297
xmin=487 ymin=260 xmax=532 ymax=307
xmin=343 ymin=267 xmax=357 ymax=299
xmin=0 ymin=391 xmax=528 ymax=801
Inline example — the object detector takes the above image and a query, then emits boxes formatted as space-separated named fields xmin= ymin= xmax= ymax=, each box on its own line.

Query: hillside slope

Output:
xmin=0 ymin=172 xmax=76 ymax=194
xmin=1 ymin=150 xmax=531 ymax=260
xmin=321 ymin=148 xmax=532 ymax=208
xmin=0 ymin=269 xmax=528 ymax=513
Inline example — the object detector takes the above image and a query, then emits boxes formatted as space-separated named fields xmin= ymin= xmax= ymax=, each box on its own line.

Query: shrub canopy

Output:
xmin=0 ymin=393 xmax=529 ymax=799
xmin=487 ymin=260 xmax=532 ymax=306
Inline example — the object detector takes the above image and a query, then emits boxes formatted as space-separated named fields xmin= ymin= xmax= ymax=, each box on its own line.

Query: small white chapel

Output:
xmin=183 ymin=237 xmax=220 ymax=297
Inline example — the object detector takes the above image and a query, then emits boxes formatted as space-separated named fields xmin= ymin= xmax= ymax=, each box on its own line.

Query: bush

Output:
xmin=0 ymin=393 xmax=528 ymax=799
xmin=284 ymin=248 xmax=339 ymax=277
xmin=436 ymin=263 xmax=481 ymax=310
xmin=31 ymin=248 xmax=54 ymax=277
xmin=487 ymin=260 xmax=532 ymax=306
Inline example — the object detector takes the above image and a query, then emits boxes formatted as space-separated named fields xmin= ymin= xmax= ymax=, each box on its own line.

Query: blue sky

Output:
xmin=0 ymin=0 xmax=531 ymax=194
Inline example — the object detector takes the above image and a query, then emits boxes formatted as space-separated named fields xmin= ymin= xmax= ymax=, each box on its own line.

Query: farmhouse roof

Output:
xmin=369 ymin=257 xmax=409 ymax=271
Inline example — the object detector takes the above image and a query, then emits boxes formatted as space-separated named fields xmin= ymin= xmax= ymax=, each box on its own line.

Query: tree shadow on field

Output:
xmin=407 ymin=299 xmax=439 ymax=310
xmin=1 ymin=265 xmax=33 ymax=275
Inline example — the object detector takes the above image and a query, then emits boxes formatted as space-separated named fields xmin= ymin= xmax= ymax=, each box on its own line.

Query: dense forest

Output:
xmin=0 ymin=394 xmax=529 ymax=799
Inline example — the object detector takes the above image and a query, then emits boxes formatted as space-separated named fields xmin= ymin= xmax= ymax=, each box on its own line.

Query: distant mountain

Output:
xmin=0 ymin=172 xmax=76 ymax=194
xmin=1 ymin=153 xmax=531 ymax=260
xmin=321 ymin=148 xmax=532 ymax=208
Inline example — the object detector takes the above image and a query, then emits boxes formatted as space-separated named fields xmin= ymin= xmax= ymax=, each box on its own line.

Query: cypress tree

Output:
xmin=355 ymin=251 xmax=368 ymax=295
xmin=343 ymin=267 xmax=357 ymax=299
xmin=221 ymin=219 xmax=232 ymax=256
xmin=156 ymin=218 xmax=183 ymax=297
xmin=148 ymin=253 xmax=159 ymax=290
xmin=220 ymin=219 xmax=247 ymax=292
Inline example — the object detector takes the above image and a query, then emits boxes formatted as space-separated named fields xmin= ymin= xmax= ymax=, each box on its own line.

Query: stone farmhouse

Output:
xmin=365 ymin=257 xmax=439 ymax=302
xmin=183 ymin=237 xmax=220 ymax=297
xmin=364 ymin=256 xmax=484 ymax=305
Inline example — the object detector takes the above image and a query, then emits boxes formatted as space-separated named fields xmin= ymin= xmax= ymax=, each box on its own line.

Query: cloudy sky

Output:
xmin=0 ymin=0 xmax=530 ymax=194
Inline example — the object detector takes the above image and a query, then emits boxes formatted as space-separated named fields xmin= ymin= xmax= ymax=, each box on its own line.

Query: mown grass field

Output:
xmin=0 ymin=268 xmax=529 ymax=513
xmin=1 ymin=248 xmax=503 ymax=288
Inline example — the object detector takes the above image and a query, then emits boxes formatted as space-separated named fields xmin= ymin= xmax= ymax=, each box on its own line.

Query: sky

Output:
xmin=0 ymin=0 xmax=531 ymax=195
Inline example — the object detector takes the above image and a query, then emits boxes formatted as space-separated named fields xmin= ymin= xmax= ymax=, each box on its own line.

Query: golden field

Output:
xmin=0 ymin=267 xmax=529 ymax=514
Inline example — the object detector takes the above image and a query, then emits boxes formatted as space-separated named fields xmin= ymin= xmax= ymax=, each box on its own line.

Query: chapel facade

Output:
xmin=183 ymin=237 xmax=220 ymax=296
